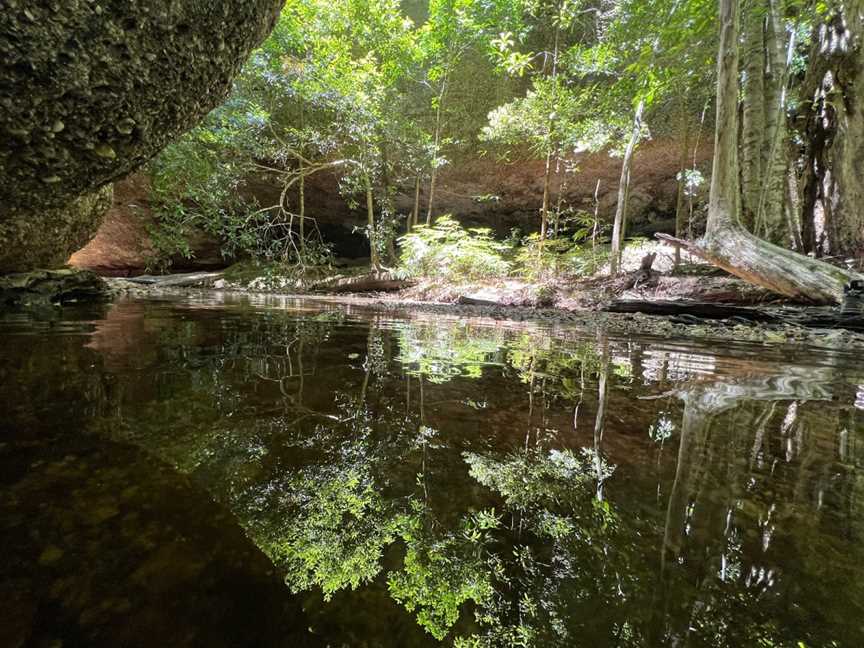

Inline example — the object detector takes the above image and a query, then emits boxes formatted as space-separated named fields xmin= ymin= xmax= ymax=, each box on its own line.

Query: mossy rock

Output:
xmin=0 ymin=268 xmax=111 ymax=307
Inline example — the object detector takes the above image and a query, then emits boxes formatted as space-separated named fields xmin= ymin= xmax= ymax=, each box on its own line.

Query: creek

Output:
xmin=1 ymin=294 xmax=862 ymax=647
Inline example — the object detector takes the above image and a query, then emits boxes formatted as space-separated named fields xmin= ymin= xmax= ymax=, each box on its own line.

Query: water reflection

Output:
xmin=1 ymin=295 xmax=863 ymax=647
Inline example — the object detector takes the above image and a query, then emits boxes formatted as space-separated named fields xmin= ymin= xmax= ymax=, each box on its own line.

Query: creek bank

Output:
xmin=102 ymin=269 xmax=864 ymax=352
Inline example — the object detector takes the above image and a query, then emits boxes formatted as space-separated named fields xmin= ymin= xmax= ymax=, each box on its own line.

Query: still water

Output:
xmin=1 ymin=294 xmax=862 ymax=648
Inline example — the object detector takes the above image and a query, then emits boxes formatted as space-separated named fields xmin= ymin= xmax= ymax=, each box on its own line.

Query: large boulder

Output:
xmin=0 ymin=186 xmax=113 ymax=273
xmin=0 ymin=0 xmax=283 ymax=271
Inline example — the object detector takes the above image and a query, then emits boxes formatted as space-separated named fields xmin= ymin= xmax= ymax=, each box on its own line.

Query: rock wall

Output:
xmin=71 ymin=138 xmax=711 ymax=273
xmin=245 ymin=137 xmax=712 ymax=238
xmin=410 ymin=138 xmax=712 ymax=237
xmin=69 ymin=174 xmax=224 ymax=276
xmin=0 ymin=0 xmax=283 ymax=271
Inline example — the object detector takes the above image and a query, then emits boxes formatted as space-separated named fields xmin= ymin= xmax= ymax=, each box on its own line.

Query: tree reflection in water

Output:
xmin=3 ymin=298 xmax=863 ymax=647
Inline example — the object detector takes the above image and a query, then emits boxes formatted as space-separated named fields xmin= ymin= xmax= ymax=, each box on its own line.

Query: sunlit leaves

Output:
xmin=595 ymin=0 xmax=718 ymax=108
xmin=490 ymin=31 xmax=536 ymax=75
xmin=464 ymin=447 xmax=600 ymax=512
xmin=272 ymin=468 xmax=402 ymax=599
xmin=389 ymin=505 xmax=499 ymax=640
xmin=396 ymin=319 xmax=508 ymax=383
xmin=482 ymin=74 xmax=622 ymax=161
xmin=398 ymin=215 xmax=512 ymax=281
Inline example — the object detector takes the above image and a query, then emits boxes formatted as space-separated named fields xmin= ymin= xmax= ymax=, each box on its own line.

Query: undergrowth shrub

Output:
xmin=148 ymin=135 xmax=338 ymax=273
xmin=515 ymin=234 xmax=610 ymax=282
xmin=398 ymin=216 xmax=511 ymax=281
xmin=565 ymin=243 xmax=610 ymax=276
xmin=514 ymin=234 xmax=573 ymax=282
xmin=146 ymin=136 xmax=254 ymax=271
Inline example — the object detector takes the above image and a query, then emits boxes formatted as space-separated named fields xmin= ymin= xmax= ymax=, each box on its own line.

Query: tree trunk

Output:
xmin=540 ymin=151 xmax=552 ymax=242
xmin=609 ymin=99 xmax=645 ymax=276
xmin=298 ymin=107 xmax=307 ymax=259
xmin=553 ymin=153 xmax=563 ymax=237
xmin=592 ymin=179 xmax=601 ymax=254
xmin=659 ymin=0 xmax=861 ymax=304
xmin=756 ymin=0 xmax=792 ymax=244
xmin=298 ymin=163 xmax=306 ymax=258
xmin=799 ymin=22 xmax=829 ymax=256
xmin=426 ymin=74 xmax=448 ymax=226
xmin=674 ymin=112 xmax=690 ymax=268
xmin=366 ymin=185 xmax=381 ymax=272
xmin=740 ymin=0 xmax=766 ymax=232
xmin=825 ymin=5 xmax=864 ymax=257
xmin=785 ymin=149 xmax=804 ymax=252
xmin=379 ymin=146 xmax=397 ymax=265
xmin=539 ymin=8 xmax=561 ymax=248
xmin=425 ymin=170 xmax=437 ymax=226
xmin=738 ymin=0 xmax=789 ymax=244
xmin=800 ymin=2 xmax=864 ymax=261
xmin=410 ymin=174 xmax=421 ymax=232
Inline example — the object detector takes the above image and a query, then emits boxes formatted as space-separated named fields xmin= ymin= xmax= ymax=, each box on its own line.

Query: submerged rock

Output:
xmin=0 ymin=268 xmax=110 ymax=307
xmin=0 ymin=0 xmax=283 ymax=270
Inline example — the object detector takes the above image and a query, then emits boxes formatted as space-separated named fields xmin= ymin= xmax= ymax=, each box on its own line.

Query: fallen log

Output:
xmin=604 ymin=299 xmax=778 ymax=322
xmin=311 ymin=272 xmax=412 ymax=293
xmin=126 ymin=271 xmax=223 ymax=287
xmin=457 ymin=294 xmax=500 ymax=306
xmin=604 ymin=298 xmax=864 ymax=332
xmin=656 ymin=230 xmax=860 ymax=305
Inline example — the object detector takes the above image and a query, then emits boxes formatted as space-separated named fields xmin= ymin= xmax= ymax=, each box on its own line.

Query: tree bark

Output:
xmin=609 ymin=99 xmax=645 ymax=276
xmin=799 ymin=22 xmax=829 ymax=256
xmin=659 ymin=0 xmax=861 ymax=304
xmin=756 ymin=0 xmax=792 ymax=244
xmin=740 ymin=0 xmax=766 ymax=232
xmin=800 ymin=3 xmax=864 ymax=260
xmin=366 ymin=185 xmax=381 ymax=272
xmin=410 ymin=174 xmax=421 ymax=232
xmin=298 ymin=162 xmax=306 ymax=258
xmin=785 ymin=146 xmax=804 ymax=252
xmin=739 ymin=0 xmax=789 ymax=243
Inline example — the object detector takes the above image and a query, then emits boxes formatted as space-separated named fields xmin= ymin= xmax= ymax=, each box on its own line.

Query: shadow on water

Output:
xmin=1 ymin=293 xmax=863 ymax=647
